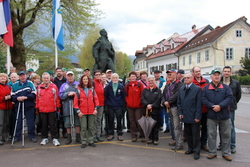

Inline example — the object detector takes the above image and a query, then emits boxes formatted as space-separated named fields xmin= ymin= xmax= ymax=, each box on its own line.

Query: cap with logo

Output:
xmin=106 ymin=69 xmax=112 ymax=73
xmin=166 ymin=69 xmax=177 ymax=73
xmin=18 ymin=71 xmax=26 ymax=75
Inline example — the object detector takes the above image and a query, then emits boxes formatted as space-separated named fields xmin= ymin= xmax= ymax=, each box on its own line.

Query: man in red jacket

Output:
xmin=125 ymin=71 xmax=145 ymax=142
xmin=192 ymin=66 xmax=209 ymax=151
xmin=36 ymin=72 xmax=61 ymax=146
xmin=93 ymin=70 xmax=105 ymax=142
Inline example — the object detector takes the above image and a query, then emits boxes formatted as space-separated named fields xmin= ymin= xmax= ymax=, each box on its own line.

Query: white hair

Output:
xmin=111 ymin=73 xmax=119 ymax=79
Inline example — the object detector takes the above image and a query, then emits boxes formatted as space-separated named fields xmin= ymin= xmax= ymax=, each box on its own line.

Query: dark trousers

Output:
xmin=108 ymin=108 xmax=123 ymax=136
xmin=200 ymin=112 xmax=208 ymax=146
xmin=127 ymin=107 xmax=144 ymax=139
xmin=149 ymin=115 xmax=160 ymax=141
xmin=40 ymin=112 xmax=58 ymax=139
xmin=184 ymin=122 xmax=201 ymax=154
xmin=15 ymin=107 xmax=35 ymax=140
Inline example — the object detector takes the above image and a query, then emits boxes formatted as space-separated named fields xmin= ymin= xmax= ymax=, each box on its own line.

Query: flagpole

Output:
xmin=7 ymin=45 xmax=10 ymax=74
xmin=55 ymin=42 xmax=58 ymax=68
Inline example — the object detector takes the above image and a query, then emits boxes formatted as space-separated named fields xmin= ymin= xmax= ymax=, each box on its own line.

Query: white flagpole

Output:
xmin=7 ymin=45 xmax=10 ymax=74
xmin=55 ymin=42 xmax=58 ymax=68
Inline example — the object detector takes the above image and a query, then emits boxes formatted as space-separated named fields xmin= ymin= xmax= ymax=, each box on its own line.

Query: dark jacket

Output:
xmin=162 ymin=80 xmax=183 ymax=107
xmin=221 ymin=77 xmax=241 ymax=111
xmin=11 ymin=80 xmax=36 ymax=110
xmin=104 ymin=82 xmax=126 ymax=109
xmin=141 ymin=85 xmax=162 ymax=115
xmin=202 ymin=83 xmax=233 ymax=120
xmin=177 ymin=84 xmax=202 ymax=123
xmin=53 ymin=76 xmax=66 ymax=90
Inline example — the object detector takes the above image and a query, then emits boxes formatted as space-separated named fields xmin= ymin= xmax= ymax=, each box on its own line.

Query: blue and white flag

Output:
xmin=52 ymin=0 xmax=64 ymax=51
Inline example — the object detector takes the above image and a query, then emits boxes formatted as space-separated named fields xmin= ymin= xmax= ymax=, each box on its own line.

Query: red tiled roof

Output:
xmin=180 ymin=16 xmax=248 ymax=52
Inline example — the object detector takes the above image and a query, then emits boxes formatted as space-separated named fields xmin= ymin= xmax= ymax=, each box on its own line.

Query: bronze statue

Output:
xmin=92 ymin=29 xmax=115 ymax=74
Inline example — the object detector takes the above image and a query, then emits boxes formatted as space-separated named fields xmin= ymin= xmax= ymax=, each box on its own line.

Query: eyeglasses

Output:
xmin=184 ymin=77 xmax=192 ymax=79
xmin=95 ymin=74 xmax=101 ymax=76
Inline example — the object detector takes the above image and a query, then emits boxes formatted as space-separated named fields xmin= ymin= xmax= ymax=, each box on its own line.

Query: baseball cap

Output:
xmin=18 ymin=71 xmax=26 ymax=75
xmin=166 ymin=69 xmax=177 ymax=73
xmin=84 ymin=68 xmax=90 ymax=71
xmin=210 ymin=69 xmax=221 ymax=75
xmin=154 ymin=70 xmax=161 ymax=73
xmin=66 ymin=71 xmax=74 ymax=75
xmin=27 ymin=68 xmax=34 ymax=72
xmin=177 ymin=69 xmax=184 ymax=74
xmin=106 ymin=69 xmax=112 ymax=73
xmin=62 ymin=67 xmax=67 ymax=71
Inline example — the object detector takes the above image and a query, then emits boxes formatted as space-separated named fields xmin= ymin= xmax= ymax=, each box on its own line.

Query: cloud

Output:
xmin=95 ymin=0 xmax=250 ymax=55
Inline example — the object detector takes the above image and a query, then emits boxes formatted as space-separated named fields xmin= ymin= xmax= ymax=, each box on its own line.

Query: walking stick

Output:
xmin=11 ymin=102 xmax=21 ymax=146
xmin=22 ymin=101 xmax=25 ymax=147
xmin=69 ymin=98 xmax=75 ymax=143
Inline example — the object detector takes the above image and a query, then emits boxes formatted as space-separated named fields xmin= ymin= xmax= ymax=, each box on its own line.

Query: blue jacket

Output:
xmin=11 ymin=80 xmax=36 ymax=110
xmin=177 ymin=84 xmax=202 ymax=123
xmin=104 ymin=82 xmax=126 ymax=109
xmin=202 ymin=83 xmax=233 ymax=120
xmin=158 ymin=77 xmax=166 ymax=89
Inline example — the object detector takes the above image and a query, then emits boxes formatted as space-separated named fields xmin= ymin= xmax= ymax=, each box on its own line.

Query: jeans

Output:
xmin=230 ymin=110 xmax=236 ymax=148
xmin=207 ymin=118 xmax=231 ymax=156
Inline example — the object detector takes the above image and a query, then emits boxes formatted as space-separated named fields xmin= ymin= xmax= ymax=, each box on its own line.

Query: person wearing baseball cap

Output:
xmin=83 ymin=68 xmax=91 ymax=77
xmin=202 ymin=69 xmax=233 ymax=161
xmin=106 ymin=69 xmax=113 ymax=84
xmin=177 ymin=69 xmax=185 ymax=82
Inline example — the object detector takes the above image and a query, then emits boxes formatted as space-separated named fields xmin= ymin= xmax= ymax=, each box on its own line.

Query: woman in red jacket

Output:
xmin=0 ymin=73 xmax=12 ymax=145
xmin=125 ymin=71 xmax=145 ymax=142
xmin=74 ymin=75 xmax=99 ymax=148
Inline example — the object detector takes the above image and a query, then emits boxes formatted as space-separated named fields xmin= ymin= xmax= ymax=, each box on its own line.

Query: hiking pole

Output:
xmin=69 ymin=98 xmax=75 ymax=143
xmin=22 ymin=101 xmax=25 ymax=147
xmin=11 ymin=102 xmax=21 ymax=146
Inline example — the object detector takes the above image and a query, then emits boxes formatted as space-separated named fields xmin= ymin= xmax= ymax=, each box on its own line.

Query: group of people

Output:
xmin=0 ymin=66 xmax=241 ymax=161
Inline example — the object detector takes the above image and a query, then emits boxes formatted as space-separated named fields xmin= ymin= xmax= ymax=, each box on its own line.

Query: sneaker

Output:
xmin=147 ymin=140 xmax=153 ymax=144
xmin=53 ymin=139 xmax=60 ymax=146
xmin=117 ymin=136 xmax=123 ymax=141
xmin=107 ymin=135 xmax=114 ymax=141
xmin=40 ymin=138 xmax=49 ymax=145
xmin=231 ymin=147 xmax=236 ymax=154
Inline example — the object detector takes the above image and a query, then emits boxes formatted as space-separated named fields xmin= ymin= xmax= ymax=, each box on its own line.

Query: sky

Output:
xmin=95 ymin=0 xmax=250 ymax=56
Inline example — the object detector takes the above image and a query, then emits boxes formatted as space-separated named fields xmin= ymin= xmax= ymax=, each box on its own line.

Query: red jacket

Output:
xmin=36 ymin=83 xmax=60 ymax=113
xmin=193 ymin=76 xmax=209 ymax=113
xmin=125 ymin=81 xmax=144 ymax=108
xmin=74 ymin=87 xmax=99 ymax=115
xmin=94 ymin=79 xmax=104 ymax=106
xmin=0 ymin=84 xmax=12 ymax=110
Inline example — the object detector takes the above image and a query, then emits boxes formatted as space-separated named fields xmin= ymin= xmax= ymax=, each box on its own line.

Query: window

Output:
xmin=236 ymin=30 xmax=242 ymax=38
xmin=172 ymin=63 xmax=177 ymax=69
xmin=166 ymin=64 xmax=168 ymax=70
xmin=159 ymin=65 xmax=164 ymax=71
xmin=162 ymin=47 xmax=164 ymax=52
xmin=189 ymin=55 xmax=192 ymax=65
xmin=183 ymin=56 xmax=185 ymax=66
xmin=245 ymin=48 xmax=250 ymax=59
xmin=205 ymin=50 xmax=209 ymax=62
xmin=197 ymin=52 xmax=201 ymax=63
xmin=226 ymin=48 xmax=233 ymax=60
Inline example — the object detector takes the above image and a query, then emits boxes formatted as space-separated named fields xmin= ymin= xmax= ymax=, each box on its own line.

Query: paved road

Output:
xmin=0 ymin=94 xmax=249 ymax=167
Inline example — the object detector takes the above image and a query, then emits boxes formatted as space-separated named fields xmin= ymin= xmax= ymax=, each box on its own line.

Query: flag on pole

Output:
xmin=0 ymin=0 xmax=13 ymax=47
xmin=0 ymin=0 xmax=7 ymax=35
xmin=52 ymin=0 xmax=64 ymax=51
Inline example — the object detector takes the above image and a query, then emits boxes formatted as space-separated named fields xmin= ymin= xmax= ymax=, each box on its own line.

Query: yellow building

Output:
xmin=178 ymin=16 xmax=250 ymax=74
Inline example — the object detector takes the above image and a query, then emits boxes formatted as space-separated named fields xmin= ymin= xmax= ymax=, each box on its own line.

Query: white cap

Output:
xmin=66 ymin=71 xmax=74 ymax=75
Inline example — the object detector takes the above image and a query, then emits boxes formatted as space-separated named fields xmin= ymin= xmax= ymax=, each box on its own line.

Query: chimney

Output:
xmin=192 ymin=25 xmax=196 ymax=30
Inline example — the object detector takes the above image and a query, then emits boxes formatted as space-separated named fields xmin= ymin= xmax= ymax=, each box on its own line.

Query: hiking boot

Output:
xmin=40 ymin=138 xmax=49 ymax=145
xmin=169 ymin=140 xmax=176 ymax=146
xmin=117 ymin=136 xmax=123 ymax=141
xmin=141 ymin=138 xmax=146 ymax=143
xmin=96 ymin=137 xmax=104 ymax=142
xmin=76 ymin=133 xmax=81 ymax=143
xmin=147 ymin=140 xmax=153 ymax=144
xmin=30 ymin=138 xmax=37 ymax=143
xmin=153 ymin=141 xmax=158 ymax=145
xmin=107 ymin=135 xmax=114 ymax=141
xmin=53 ymin=139 xmax=60 ymax=146
xmin=65 ymin=134 xmax=72 ymax=145
xmin=88 ymin=143 xmax=96 ymax=147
